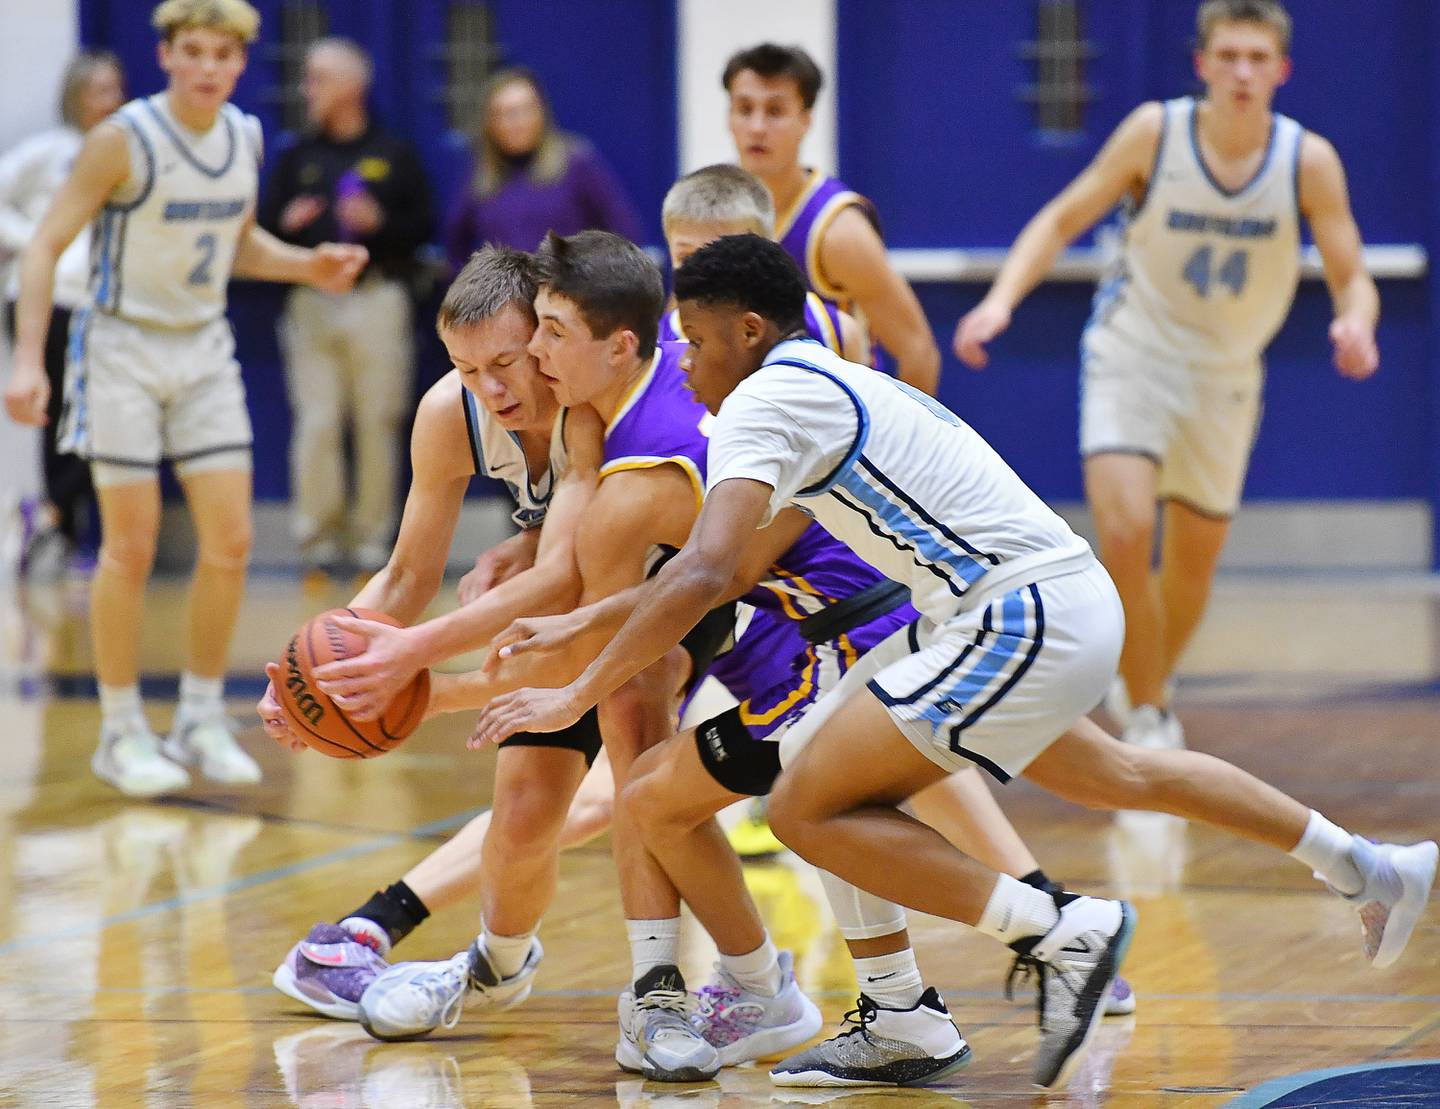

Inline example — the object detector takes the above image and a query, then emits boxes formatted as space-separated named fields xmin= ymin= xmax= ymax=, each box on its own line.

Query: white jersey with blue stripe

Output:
xmin=460 ymin=385 xmax=568 ymax=529
xmin=1089 ymin=96 xmax=1303 ymax=368
xmin=91 ymin=95 xmax=261 ymax=328
xmin=705 ymin=339 xmax=1093 ymax=625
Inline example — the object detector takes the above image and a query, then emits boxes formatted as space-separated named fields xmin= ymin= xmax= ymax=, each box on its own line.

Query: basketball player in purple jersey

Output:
xmin=723 ymin=44 xmax=941 ymax=393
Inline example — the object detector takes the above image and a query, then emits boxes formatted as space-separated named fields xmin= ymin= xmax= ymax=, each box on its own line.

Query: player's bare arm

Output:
xmin=470 ymin=477 xmax=774 ymax=745
xmin=257 ymin=372 xmax=474 ymax=747
xmin=488 ymin=503 xmax=814 ymax=681
xmin=1298 ymin=132 xmax=1380 ymax=380
xmin=230 ymin=214 xmax=367 ymax=293
xmin=817 ymin=206 xmax=939 ymax=394
xmin=458 ymin=527 xmax=541 ymax=604
xmin=314 ymin=404 xmax=604 ymax=718
xmin=426 ymin=463 xmax=698 ymax=718
xmin=953 ymin=101 xmax=1163 ymax=369
xmin=3 ymin=123 xmax=129 ymax=426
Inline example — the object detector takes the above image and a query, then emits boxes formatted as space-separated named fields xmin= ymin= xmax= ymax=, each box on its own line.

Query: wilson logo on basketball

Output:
xmin=285 ymin=636 xmax=326 ymax=726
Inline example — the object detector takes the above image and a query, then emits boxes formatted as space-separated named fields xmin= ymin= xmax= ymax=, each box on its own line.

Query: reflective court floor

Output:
xmin=1 ymin=571 xmax=1438 ymax=1107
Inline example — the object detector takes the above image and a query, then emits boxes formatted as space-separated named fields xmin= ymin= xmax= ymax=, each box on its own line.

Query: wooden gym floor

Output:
xmin=0 ymin=570 xmax=1437 ymax=1107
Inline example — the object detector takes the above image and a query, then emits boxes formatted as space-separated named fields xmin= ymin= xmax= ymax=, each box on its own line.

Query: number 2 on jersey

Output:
xmin=1182 ymin=245 xmax=1248 ymax=298
xmin=188 ymin=232 xmax=217 ymax=286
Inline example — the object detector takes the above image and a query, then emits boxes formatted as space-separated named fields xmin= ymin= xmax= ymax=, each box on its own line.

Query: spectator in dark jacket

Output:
xmin=444 ymin=68 xmax=642 ymax=266
xmin=259 ymin=37 xmax=434 ymax=578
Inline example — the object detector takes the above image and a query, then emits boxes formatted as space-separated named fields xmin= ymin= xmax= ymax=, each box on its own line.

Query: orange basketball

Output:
xmin=276 ymin=607 xmax=431 ymax=759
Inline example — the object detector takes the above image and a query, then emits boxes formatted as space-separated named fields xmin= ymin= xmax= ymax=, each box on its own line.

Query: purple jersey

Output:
xmin=601 ymin=342 xmax=902 ymax=626
xmin=659 ymin=291 xmax=845 ymax=353
xmin=776 ymin=170 xmax=880 ymax=316
xmin=776 ymin=170 xmax=891 ymax=373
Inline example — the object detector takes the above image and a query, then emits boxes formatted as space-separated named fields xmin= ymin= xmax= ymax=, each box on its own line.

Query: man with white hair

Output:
xmin=259 ymin=37 xmax=434 ymax=580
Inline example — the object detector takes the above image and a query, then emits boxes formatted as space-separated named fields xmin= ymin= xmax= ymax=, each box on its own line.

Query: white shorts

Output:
xmin=1079 ymin=327 xmax=1262 ymax=517
xmin=780 ymin=561 xmax=1124 ymax=783
xmin=58 ymin=309 xmax=252 ymax=487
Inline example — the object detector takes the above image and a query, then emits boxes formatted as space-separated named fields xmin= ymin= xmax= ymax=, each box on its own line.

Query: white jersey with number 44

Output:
xmin=1088 ymin=96 xmax=1303 ymax=370
xmin=91 ymin=94 xmax=261 ymax=329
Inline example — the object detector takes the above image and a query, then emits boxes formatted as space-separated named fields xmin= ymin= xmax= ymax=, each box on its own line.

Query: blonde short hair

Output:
xmin=1196 ymin=0 xmax=1291 ymax=54
xmin=151 ymin=0 xmax=260 ymax=44
xmin=662 ymin=164 xmax=775 ymax=238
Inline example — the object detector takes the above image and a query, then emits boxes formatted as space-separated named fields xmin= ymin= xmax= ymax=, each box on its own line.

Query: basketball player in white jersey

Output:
xmin=262 ymin=247 xmax=621 ymax=1022
xmin=473 ymin=233 xmax=1431 ymax=1088
xmin=3 ymin=0 xmax=366 ymax=796
xmin=723 ymin=44 xmax=940 ymax=394
xmin=953 ymin=0 xmax=1379 ymax=751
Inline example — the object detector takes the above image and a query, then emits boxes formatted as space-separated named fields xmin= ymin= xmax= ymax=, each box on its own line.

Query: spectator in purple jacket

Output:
xmin=444 ymin=68 xmax=643 ymax=265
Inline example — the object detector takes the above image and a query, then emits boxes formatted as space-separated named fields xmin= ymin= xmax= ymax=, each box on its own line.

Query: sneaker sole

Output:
xmin=1374 ymin=840 xmax=1439 ymax=969
xmin=1039 ymin=900 xmax=1137 ymax=1089
xmin=641 ymin=1058 xmax=721 ymax=1083
xmin=716 ymin=993 xmax=825 ymax=1066
xmin=272 ymin=963 xmax=361 ymax=1022
xmin=770 ymin=1042 xmax=972 ymax=1088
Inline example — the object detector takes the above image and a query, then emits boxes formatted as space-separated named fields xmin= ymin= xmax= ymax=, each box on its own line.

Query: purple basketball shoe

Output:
xmin=274 ymin=923 xmax=390 ymax=1020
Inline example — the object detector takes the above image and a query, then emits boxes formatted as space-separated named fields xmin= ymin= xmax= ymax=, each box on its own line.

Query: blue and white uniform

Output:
xmin=459 ymin=383 xmax=567 ymax=529
xmin=707 ymin=339 xmax=1121 ymax=782
xmin=603 ymin=342 xmax=914 ymax=763
xmin=58 ymin=94 xmax=262 ymax=484
xmin=1081 ymin=96 xmax=1305 ymax=516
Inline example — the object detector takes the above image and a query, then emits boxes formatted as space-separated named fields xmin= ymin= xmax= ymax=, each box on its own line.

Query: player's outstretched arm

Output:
xmin=313 ymin=405 xmax=605 ymax=719
xmin=5 ymin=124 xmax=129 ymax=426
xmin=1299 ymin=133 xmax=1380 ymax=380
xmin=350 ymin=374 xmax=475 ymax=622
xmin=487 ymin=503 xmax=813 ymax=683
xmin=231 ymin=217 xmax=367 ymax=293
xmin=818 ymin=207 xmax=939 ymax=394
xmin=469 ymin=477 xmax=774 ymax=745
xmin=257 ymin=374 xmax=472 ymax=749
xmin=953 ymin=102 xmax=1162 ymax=370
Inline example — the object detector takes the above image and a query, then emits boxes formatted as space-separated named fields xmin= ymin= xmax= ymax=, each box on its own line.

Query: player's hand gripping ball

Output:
xmin=276 ymin=608 xmax=430 ymax=758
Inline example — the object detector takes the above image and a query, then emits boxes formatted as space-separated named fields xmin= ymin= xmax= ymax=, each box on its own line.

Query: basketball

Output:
xmin=276 ymin=607 xmax=430 ymax=758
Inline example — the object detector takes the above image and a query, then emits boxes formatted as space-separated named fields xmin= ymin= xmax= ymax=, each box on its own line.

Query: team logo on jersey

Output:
xmin=357 ymin=156 xmax=391 ymax=182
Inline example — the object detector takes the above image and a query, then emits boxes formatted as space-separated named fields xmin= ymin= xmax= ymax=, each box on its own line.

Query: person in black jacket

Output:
xmin=260 ymin=37 xmax=434 ymax=578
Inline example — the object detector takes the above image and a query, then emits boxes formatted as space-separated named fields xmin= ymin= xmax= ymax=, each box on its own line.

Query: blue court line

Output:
xmin=1223 ymin=1059 xmax=1440 ymax=1108
xmin=0 ymin=806 xmax=485 ymax=961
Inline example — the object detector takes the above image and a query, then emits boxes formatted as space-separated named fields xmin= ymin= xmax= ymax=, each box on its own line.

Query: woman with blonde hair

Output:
xmin=443 ymin=67 xmax=641 ymax=262
xmin=0 ymin=49 xmax=125 ymax=574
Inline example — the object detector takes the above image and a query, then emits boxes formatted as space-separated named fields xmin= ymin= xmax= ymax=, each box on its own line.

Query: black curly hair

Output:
xmin=672 ymin=234 xmax=807 ymax=335
xmin=534 ymin=230 xmax=664 ymax=357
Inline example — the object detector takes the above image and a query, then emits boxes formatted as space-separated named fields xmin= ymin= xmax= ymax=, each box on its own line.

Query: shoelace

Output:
xmin=415 ymin=954 xmax=474 ymax=1030
xmin=1005 ymin=954 xmax=1048 ymax=1029
xmin=636 ymin=987 xmax=694 ymax=1017
xmin=832 ymin=995 xmax=880 ymax=1044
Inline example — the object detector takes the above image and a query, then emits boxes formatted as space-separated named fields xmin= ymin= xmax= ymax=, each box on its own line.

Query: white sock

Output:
xmin=626 ymin=917 xmax=681 ymax=986
xmin=1289 ymin=810 xmax=1363 ymax=896
xmin=852 ymin=947 xmax=925 ymax=1009
xmin=339 ymin=916 xmax=392 ymax=957
xmin=99 ymin=684 xmax=145 ymax=730
xmin=177 ymin=672 xmax=224 ymax=723
xmin=720 ymin=934 xmax=782 ymax=996
xmin=974 ymin=873 xmax=1060 ymax=946
xmin=480 ymin=923 xmax=535 ymax=978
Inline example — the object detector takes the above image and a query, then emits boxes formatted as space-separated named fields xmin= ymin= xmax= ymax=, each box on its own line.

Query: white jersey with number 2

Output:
xmin=91 ymin=94 xmax=261 ymax=328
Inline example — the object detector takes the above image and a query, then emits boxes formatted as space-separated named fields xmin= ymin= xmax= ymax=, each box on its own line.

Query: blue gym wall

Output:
xmin=79 ymin=1 xmax=1437 ymax=549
